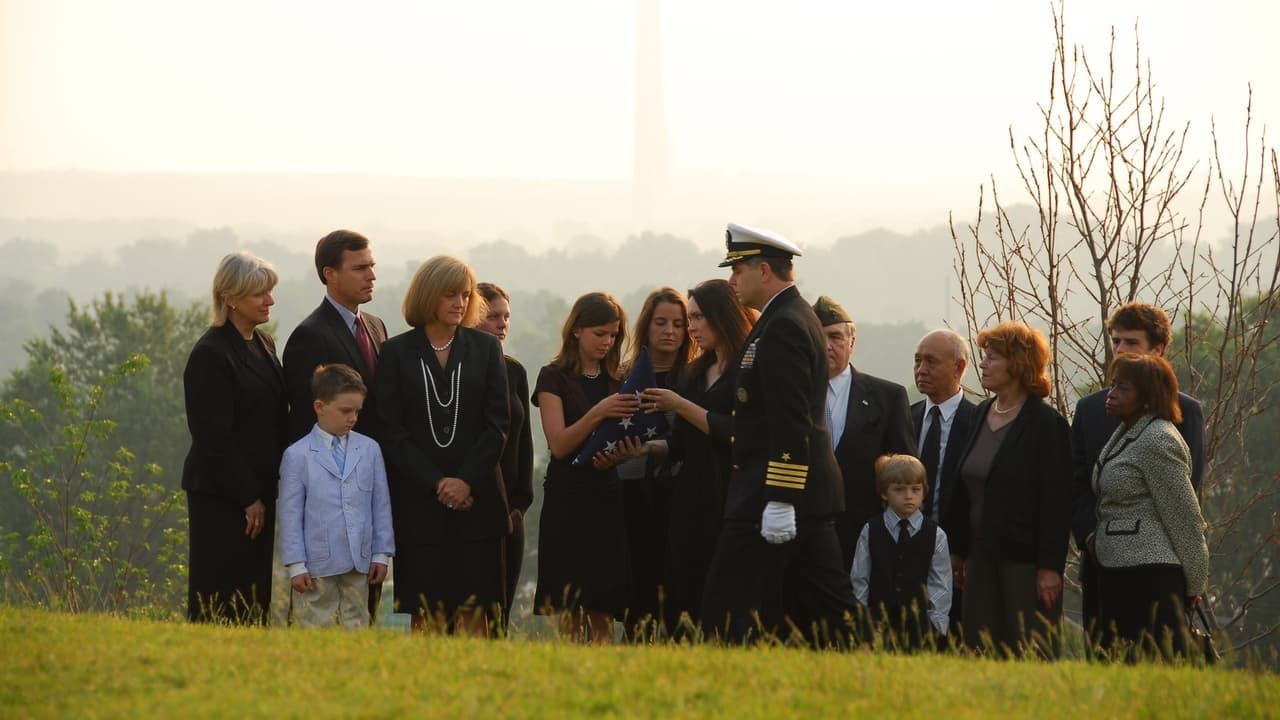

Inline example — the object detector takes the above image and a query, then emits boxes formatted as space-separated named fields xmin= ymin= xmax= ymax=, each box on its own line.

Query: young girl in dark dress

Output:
xmin=534 ymin=292 xmax=644 ymax=643
xmin=476 ymin=282 xmax=534 ymax=631
xmin=640 ymin=279 xmax=755 ymax=638
xmin=616 ymin=287 xmax=693 ymax=638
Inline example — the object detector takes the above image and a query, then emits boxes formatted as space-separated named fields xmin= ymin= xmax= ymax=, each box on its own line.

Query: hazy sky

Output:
xmin=1 ymin=1 xmax=1276 ymax=234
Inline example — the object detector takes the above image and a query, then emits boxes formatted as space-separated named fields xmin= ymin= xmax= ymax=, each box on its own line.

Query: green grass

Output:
xmin=1 ymin=607 xmax=1276 ymax=719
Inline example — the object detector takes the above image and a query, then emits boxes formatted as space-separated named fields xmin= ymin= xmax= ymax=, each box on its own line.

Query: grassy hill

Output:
xmin=1 ymin=607 xmax=1276 ymax=718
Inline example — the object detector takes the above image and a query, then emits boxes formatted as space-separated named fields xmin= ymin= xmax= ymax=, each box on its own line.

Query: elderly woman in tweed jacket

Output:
xmin=1089 ymin=353 xmax=1209 ymax=657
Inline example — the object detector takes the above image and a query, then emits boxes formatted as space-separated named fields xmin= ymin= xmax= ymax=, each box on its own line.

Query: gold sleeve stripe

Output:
xmin=766 ymin=478 xmax=806 ymax=490
xmin=767 ymin=461 xmax=808 ymax=471
xmin=766 ymin=467 xmax=807 ymax=479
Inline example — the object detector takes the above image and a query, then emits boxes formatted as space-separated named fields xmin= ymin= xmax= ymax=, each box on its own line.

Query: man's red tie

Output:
xmin=354 ymin=313 xmax=376 ymax=379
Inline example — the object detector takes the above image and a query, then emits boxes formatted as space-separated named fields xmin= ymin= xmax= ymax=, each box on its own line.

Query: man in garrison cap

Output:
xmin=700 ymin=223 xmax=857 ymax=645
xmin=813 ymin=295 xmax=915 ymax=570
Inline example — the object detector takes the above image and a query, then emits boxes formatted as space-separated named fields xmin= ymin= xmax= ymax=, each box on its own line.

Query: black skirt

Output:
xmin=534 ymin=467 xmax=630 ymax=615
xmin=187 ymin=491 xmax=275 ymax=623
xmin=393 ymin=538 xmax=506 ymax=619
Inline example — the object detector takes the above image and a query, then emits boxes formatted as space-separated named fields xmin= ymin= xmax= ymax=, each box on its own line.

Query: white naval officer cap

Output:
xmin=718 ymin=223 xmax=803 ymax=268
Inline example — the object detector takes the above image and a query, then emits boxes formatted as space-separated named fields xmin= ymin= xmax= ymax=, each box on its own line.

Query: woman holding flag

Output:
xmin=533 ymin=292 xmax=645 ymax=643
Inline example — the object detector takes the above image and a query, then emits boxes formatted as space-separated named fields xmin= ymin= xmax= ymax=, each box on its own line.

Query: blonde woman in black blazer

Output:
xmin=1090 ymin=353 xmax=1208 ymax=658
xmin=945 ymin=321 xmax=1072 ymax=655
xmin=376 ymin=256 xmax=510 ymax=637
xmin=182 ymin=251 xmax=288 ymax=624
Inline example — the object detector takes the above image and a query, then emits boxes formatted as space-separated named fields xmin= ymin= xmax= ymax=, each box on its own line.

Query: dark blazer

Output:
xmin=375 ymin=326 xmax=510 ymax=544
xmin=283 ymin=298 xmax=389 ymax=443
xmin=910 ymin=395 xmax=979 ymax=524
xmin=1069 ymin=388 xmax=1204 ymax=549
xmin=833 ymin=367 xmax=915 ymax=560
xmin=726 ymin=285 xmax=843 ymax=522
xmin=944 ymin=396 xmax=1073 ymax=574
xmin=500 ymin=355 xmax=535 ymax=513
xmin=181 ymin=322 xmax=288 ymax=508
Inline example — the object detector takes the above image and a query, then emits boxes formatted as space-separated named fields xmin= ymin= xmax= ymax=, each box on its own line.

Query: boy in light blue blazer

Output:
xmin=279 ymin=364 xmax=394 ymax=629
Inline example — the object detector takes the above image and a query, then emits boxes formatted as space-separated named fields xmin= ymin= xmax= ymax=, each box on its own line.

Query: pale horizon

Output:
xmin=2 ymin=1 xmax=1277 ymax=249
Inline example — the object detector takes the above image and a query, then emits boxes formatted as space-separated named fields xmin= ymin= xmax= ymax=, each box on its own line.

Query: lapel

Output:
xmin=341 ymin=433 xmax=365 ymax=481
xmin=362 ymin=312 xmax=387 ymax=353
xmin=318 ymin=299 xmax=371 ymax=377
xmin=737 ymin=285 xmax=795 ymax=363
xmin=983 ymin=395 xmax=1039 ymax=475
xmin=838 ymin=366 xmax=879 ymax=452
xmin=1097 ymin=414 xmax=1157 ymax=474
xmin=222 ymin=323 xmax=283 ymax=391
xmin=911 ymin=401 xmax=925 ymax=438
xmin=308 ymin=426 xmax=344 ymax=479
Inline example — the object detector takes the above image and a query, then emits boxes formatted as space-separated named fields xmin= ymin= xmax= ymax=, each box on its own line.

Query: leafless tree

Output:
xmin=950 ymin=2 xmax=1280 ymax=654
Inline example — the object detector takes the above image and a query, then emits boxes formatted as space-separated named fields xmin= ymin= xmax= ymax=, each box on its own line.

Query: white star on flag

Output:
xmin=604 ymin=440 xmax=618 ymax=453
xmin=644 ymin=426 xmax=658 ymax=439
xmin=619 ymin=416 xmax=633 ymax=429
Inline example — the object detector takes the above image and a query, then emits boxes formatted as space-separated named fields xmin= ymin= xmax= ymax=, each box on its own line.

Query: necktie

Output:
xmin=898 ymin=518 xmax=911 ymax=545
xmin=825 ymin=398 xmax=835 ymax=445
xmin=331 ymin=435 xmax=346 ymax=475
xmin=354 ymin=313 xmax=376 ymax=379
xmin=921 ymin=405 xmax=942 ymax=520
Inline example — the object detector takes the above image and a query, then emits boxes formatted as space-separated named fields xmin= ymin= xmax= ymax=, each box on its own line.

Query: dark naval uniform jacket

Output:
xmin=725 ymin=284 xmax=844 ymax=523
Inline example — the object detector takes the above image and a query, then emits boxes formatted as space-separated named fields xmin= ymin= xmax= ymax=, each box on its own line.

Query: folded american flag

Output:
xmin=572 ymin=346 xmax=669 ymax=466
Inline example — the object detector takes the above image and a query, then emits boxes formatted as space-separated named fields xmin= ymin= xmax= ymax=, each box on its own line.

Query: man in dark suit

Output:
xmin=813 ymin=295 xmax=915 ymax=570
xmin=910 ymin=328 xmax=977 ymax=628
xmin=701 ymin=223 xmax=856 ymax=645
xmin=1070 ymin=302 xmax=1205 ymax=642
xmin=279 ymin=229 xmax=390 ymax=624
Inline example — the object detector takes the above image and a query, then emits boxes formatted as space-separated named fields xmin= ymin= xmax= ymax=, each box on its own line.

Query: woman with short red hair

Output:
xmin=944 ymin=321 xmax=1072 ymax=656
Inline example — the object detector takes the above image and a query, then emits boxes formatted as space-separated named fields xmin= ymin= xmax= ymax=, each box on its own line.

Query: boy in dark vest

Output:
xmin=849 ymin=454 xmax=952 ymax=649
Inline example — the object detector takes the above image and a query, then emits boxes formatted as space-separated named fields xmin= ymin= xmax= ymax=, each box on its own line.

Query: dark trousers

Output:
xmin=1097 ymin=563 xmax=1188 ymax=658
xmin=187 ymin=491 xmax=275 ymax=624
xmin=1078 ymin=548 xmax=1101 ymax=641
xmin=502 ymin=514 xmax=525 ymax=630
xmin=701 ymin=518 xmax=857 ymax=646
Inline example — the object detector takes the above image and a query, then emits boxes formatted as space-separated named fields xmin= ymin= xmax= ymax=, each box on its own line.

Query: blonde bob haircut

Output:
xmin=209 ymin=251 xmax=279 ymax=327
xmin=874 ymin=454 xmax=928 ymax=496
xmin=402 ymin=255 xmax=485 ymax=329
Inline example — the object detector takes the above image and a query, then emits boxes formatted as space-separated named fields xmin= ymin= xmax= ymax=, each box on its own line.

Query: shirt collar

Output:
xmin=883 ymin=507 xmax=923 ymax=532
xmin=828 ymin=364 xmax=853 ymax=395
xmin=925 ymin=388 xmax=965 ymax=420
xmin=315 ymin=425 xmax=347 ymax=449
xmin=324 ymin=293 xmax=359 ymax=332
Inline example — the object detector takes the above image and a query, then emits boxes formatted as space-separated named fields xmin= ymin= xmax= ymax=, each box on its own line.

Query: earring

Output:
xmin=230 ymin=305 xmax=237 ymax=311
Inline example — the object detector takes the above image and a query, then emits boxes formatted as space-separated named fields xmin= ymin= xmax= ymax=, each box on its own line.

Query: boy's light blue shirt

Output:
xmin=279 ymin=424 xmax=395 ymax=579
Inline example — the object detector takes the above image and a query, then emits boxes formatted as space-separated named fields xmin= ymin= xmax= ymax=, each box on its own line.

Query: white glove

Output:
xmin=760 ymin=501 xmax=797 ymax=544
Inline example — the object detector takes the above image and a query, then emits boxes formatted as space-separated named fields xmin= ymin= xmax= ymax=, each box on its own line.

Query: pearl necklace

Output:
xmin=582 ymin=366 xmax=601 ymax=379
xmin=429 ymin=331 xmax=457 ymax=353
xmin=420 ymin=358 xmax=462 ymax=448
xmin=992 ymin=397 xmax=1024 ymax=415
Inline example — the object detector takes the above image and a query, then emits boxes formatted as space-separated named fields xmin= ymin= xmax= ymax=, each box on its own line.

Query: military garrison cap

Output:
xmin=718 ymin=223 xmax=803 ymax=268
xmin=812 ymin=295 xmax=852 ymax=327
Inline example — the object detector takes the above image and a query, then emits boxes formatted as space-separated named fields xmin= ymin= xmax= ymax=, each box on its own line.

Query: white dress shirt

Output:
xmin=826 ymin=365 xmax=853 ymax=447
xmin=849 ymin=508 xmax=953 ymax=635
xmin=918 ymin=388 xmax=965 ymax=522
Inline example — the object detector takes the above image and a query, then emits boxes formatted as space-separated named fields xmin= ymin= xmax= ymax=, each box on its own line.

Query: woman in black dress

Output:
xmin=376 ymin=256 xmax=510 ymax=636
xmin=182 ymin=251 xmax=287 ymax=624
xmin=534 ymin=292 xmax=643 ymax=643
xmin=476 ymin=281 xmax=534 ymax=631
xmin=640 ymin=279 xmax=755 ymax=638
xmin=616 ymin=287 xmax=693 ymax=637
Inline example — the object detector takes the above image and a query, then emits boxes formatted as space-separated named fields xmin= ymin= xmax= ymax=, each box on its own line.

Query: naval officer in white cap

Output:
xmin=701 ymin=222 xmax=857 ymax=645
